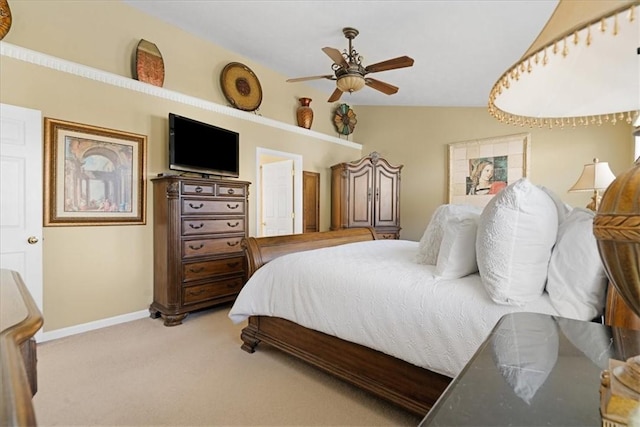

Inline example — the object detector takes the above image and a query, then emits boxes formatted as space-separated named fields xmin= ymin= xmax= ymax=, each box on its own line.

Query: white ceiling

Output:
xmin=123 ymin=0 xmax=559 ymax=107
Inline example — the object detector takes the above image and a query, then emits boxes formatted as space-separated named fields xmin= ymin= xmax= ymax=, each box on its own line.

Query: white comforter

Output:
xmin=229 ymin=239 xmax=559 ymax=378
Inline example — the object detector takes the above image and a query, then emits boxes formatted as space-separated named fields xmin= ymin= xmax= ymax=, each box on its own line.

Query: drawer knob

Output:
xmin=227 ymin=188 xmax=235 ymax=195
xmin=227 ymin=241 xmax=240 ymax=247
xmin=227 ymin=262 xmax=240 ymax=268
xmin=227 ymin=282 xmax=239 ymax=288
xmin=195 ymin=186 xmax=203 ymax=193
xmin=189 ymin=243 xmax=204 ymax=250
xmin=189 ymin=267 xmax=205 ymax=273
xmin=189 ymin=223 xmax=204 ymax=229
xmin=227 ymin=203 xmax=239 ymax=210
xmin=227 ymin=221 xmax=240 ymax=228
xmin=189 ymin=202 xmax=204 ymax=209
xmin=189 ymin=289 xmax=205 ymax=296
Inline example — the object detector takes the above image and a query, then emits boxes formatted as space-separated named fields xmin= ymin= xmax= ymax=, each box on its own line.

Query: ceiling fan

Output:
xmin=286 ymin=27 xmax=414 ymax=102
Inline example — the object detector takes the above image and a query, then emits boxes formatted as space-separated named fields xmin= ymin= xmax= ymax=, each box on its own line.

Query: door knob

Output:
xmin=27 ymin=236 xmax=39 ymax=244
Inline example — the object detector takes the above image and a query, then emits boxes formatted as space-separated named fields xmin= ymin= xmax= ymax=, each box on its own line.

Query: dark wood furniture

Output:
xmin=1 ymin=269 xmax=43 ymax=426
xmin=331 ymin=152 xmax=402 ymax=239
xmin=239 ymin=228 xmax=640 ymax=417
xmin=420 ymin=312 xmax=640 ymax=426
xmin=302 ymin=171 xmax=320 ymax=233
xmin=150 ymin=175 xmax=250 ymax=326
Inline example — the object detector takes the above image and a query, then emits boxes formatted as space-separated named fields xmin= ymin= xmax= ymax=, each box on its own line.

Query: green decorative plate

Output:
xmin=334 ymin=103 xmax=357 ymax=135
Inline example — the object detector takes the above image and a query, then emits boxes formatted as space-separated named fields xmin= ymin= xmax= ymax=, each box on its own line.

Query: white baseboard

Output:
xmin=39 ymin=309 xmax=150 ymax=342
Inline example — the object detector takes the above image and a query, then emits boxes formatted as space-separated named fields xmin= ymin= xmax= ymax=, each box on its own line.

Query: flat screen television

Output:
xmin=169 ymin=113 xmax=239 ymax=178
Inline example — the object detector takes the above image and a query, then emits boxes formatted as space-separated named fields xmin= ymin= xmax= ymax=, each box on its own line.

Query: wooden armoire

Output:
xmin=330 ymin=152 xmax=402 ymax=239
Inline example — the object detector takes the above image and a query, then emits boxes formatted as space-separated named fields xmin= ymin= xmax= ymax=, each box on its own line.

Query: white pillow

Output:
xmin=538 ymin=185 xmax=572 ymax=225
xmin=476 ymin=178 xmax=558 ymax=306
xmin=417 ymin=204 xmax=482 ymax=265
xmin=436 ymin=212 xmax=480 ymax=278
xmin=546 ymin=208 xmax=608 ymax=320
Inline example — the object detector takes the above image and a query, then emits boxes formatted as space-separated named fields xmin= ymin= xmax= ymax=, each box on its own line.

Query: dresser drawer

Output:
xmin=181 ymin=183 xmax=215 ymax=195
xmin=182 ymin=218 xmax=244 ymax=235
xmin=182 ymin=236 xmax=243 ymax=258
xmin=182 ymin=276 xmax=244 ymax=305
xmin=182 ymin=199 xmax=245 ymax=215
xmin=217 ymin=184 xmax=246 ymax=197
xmin=182 ymin=256 xmax=244 ymax=282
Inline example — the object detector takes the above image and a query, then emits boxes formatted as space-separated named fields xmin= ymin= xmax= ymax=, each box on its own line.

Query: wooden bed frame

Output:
xmin=239 ymin=227 xmax=640 ymax=416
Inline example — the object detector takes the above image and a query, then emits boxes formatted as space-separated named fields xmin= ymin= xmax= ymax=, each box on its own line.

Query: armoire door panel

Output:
xmin=348 ymin=168 xmax=373 ymax=227
xmin=375 ymin=168 xmax=399 ymax=226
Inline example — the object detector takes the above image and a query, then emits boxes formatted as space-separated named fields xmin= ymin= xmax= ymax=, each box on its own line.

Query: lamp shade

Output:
xmin=336 ymin=74 xmax=366 ymax=93
xmin=489 ymin=0 xmax=639 ymax=128
xmin=569 ymin=158 xmax=617 ymax=192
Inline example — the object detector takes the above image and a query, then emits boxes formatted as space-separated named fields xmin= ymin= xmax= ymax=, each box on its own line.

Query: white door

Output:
xmin=261 ymin=160 xmax=294 ymax=236
xmin=0 ymin=103 xmax=44 ymax=325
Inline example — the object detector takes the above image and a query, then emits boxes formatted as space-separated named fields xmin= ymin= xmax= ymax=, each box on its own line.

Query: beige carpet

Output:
xmin=33 ymin=305 xmax=422 ymax=426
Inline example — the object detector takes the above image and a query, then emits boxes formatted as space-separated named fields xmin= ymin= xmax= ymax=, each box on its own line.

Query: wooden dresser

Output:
xmin=331 ymin=152 xmax=403 ymax=239
xmin=1 ymin=269 xmax=43 ymax=426
xmin=150 ymin=176 xmax=250 ymax=326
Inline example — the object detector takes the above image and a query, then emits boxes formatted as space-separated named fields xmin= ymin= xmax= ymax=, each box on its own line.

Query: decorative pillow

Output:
xmin=538 ymin=185 xmax=573 ymax=225
xmin=546 ymin=208 xmax=608 ymax=320
xmin=476 ymin=178 xmax=558 ymax=306
xmin=435 ymin=212 xmax=480 ymax=278
xmin=417 ymin=204 xmax=482 ymax=265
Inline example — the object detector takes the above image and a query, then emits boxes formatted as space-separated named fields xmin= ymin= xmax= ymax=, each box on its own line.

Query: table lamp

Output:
xmin=488 ymin=1 xmax=640 ymax=425
xmin=568 ymin=158 xmax=617 ymax=211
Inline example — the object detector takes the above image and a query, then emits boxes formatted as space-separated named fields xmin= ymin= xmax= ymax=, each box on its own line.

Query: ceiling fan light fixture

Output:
xmin=336 ymin=74 xmax=366 ymax=93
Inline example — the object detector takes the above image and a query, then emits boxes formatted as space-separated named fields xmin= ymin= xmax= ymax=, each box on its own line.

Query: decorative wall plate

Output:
xmin=0 ymin=0 xmax=12 ymax=41
xmin=334 ymin=103 xmax=357 ymax=135
xmin=133 ymin=39 xmax=165 ymax=87
xmin=220 ymin=62 xmax=263 ymax=112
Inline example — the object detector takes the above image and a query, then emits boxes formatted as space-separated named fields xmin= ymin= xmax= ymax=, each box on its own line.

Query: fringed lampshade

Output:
xmin=489 ymin=1 xmax=639 ymax=129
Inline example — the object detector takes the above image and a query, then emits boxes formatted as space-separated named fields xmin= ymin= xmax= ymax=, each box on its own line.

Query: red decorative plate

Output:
xmin=133 ymin=39 xmax=165 ymax=87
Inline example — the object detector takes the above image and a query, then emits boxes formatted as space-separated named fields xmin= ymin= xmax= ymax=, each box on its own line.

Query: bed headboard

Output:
xmin=242 ymin=227 xmax=376 ymax=277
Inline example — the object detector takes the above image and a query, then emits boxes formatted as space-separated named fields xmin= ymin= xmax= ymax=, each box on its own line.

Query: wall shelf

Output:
xmin=0 ymin=42 xmax=362 ymax=150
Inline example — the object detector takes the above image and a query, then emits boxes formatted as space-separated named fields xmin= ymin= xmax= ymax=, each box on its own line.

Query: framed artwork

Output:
xmin=44 ymin=118 xmax=147 ymax=226
xmin=447 ymin=133 xmax=531 ymax=207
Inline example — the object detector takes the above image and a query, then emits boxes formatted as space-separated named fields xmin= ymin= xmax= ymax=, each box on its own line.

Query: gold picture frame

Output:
xmin=44 ymin=118 xmax=147 ymax=226
xmin=447 ymin=133 xmax=531 ymax=207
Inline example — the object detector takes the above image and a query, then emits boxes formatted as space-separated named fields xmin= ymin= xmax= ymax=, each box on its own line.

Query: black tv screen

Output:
xmin=169 ymin=113 xmax=239 ymax=178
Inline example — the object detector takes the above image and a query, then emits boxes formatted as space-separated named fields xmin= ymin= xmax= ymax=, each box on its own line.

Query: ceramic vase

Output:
xmin=296 ymin=97 xmax=313 ymax=129
xmin=0 ymin=0 xmax=12 ymax=41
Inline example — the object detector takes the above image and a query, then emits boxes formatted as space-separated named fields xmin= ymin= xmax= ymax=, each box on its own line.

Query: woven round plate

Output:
xmin=220 ymin=62 xmax=263 ymax=112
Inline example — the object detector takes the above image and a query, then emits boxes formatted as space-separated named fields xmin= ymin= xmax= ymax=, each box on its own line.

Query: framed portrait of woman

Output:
xmin=447 ymin=133 xmax=531 ymax=207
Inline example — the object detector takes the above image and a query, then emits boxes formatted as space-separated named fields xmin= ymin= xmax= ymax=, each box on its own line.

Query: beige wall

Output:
xmin=1 ymin=0 xmax=361 ymax=331
xmin=355 ymin=106 xmax=634 ymax=241
xmin=1 ymin=1 xmax=634 ymax=331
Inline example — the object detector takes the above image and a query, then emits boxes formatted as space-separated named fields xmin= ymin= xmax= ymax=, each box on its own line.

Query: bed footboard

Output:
xmin=242 ymin=227 xmax=376 ymax=277
xmin=238 ymin=227 xmax=451 ymax=415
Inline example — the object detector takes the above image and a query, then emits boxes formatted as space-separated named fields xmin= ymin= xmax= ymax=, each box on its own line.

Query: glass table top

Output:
xmin=420 ymin=312 xmax=640 ymax=426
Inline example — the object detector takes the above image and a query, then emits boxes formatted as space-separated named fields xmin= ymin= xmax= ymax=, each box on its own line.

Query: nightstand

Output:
xmin=420 ymin=312 xmax=640 ymax=426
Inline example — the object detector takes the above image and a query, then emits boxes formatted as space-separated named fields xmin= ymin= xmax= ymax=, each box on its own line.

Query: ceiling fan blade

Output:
xmin=365 ymin=78 xmax=399 ymax=95
xmin=364 ymin=56 xmax=414 ymax=74
xmin=286 ymin=75 xmax=335 ymax=83
xmin=322 ymin=47 xmax=348 ymax=68
xmin=328 ymin=88 xmax=343 ymax=102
